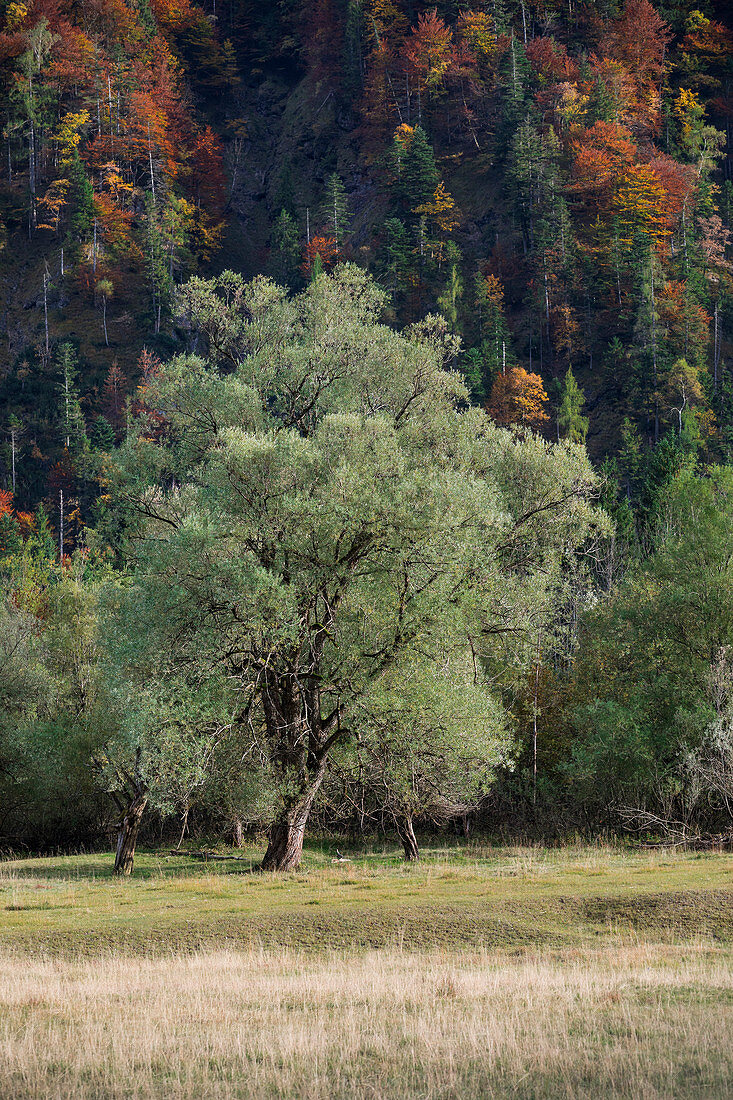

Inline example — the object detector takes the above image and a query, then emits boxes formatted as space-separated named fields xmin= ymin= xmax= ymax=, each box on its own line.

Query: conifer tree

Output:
xmin=269 ymin=209 xmax=301 ymax=287
xmin=7 ymin=415 xmax=23 ymax=497
xmin=498 ymin=34 xmax=531 ymax=155
xmin=437 ymin=242 xmax=463 ymax=330
xmin=56 ymin=345 xmax=87 ymax=457
xmin=144 ymin=193 xmax=168 ymax=334
xmin=90 ymin=416 xmax=116 ymax=452
xmin=321 ymin=173 xmax=351 ymax=246
xmin=380 ymin=218 xmax=411 ymax=306
xmin=557 ymin=368 xmax=589 ymax=443
xmin=390 ymin=126 xmax=439 ymax=222
xmin=65 ymin=152 xmax=94 ymax=257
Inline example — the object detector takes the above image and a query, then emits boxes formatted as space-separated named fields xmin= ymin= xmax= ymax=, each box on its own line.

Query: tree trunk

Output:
xmin=261 ymin=773 xmax=325 ymax=871
xmin=176 ymin=804 xmax=189 ymax=850
xmin=232 ymin=819 xmax=243 ymax=848
xmin=113 ymin=791 xmax=148 ymax=875
xmin=261 ymin=817 xmax=307 ymax=871
xmin=396 ymin=815 xmax=419 ymax=861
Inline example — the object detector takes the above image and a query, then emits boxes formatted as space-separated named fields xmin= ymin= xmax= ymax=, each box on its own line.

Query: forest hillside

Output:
xmin=2 ymin=0 xmax=733 ymax=522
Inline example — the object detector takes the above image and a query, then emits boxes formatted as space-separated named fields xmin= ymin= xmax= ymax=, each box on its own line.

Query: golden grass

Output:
xmin=1 ymin=942 xmax=732 ymax=1099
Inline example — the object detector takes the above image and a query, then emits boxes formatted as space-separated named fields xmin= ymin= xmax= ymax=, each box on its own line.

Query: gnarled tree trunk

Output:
xmin=114 ymin=791 xmax=148 ymax=876
xmin=261 ymin=769 xmax=327 ymax=871
xmin=261 ymin=817 xmax=308 ymax=871
xmin=396 ymin=814 xmax=419 ymax=861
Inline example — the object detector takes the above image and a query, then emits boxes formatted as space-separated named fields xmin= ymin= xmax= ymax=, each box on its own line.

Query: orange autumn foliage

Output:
xmin=486 ymin=368 xmax=549 ymax=430
xmin=302 ymin=236 xmax=339 ymax=276
xmin=571 ymin=122 xmax=637 ymax=205
xmin=402 ymin=8 xmax=453 ymax=93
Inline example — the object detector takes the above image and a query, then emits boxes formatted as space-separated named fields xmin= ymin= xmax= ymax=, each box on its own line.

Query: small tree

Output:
xmin=96 ymin=278 xmax=114 ymax=347
xmin=487 ymin=366 xmax=549 ymax=430
xmin=269 ymin=209 xmax=301 ymax=287
xmin=320 ymin=173 xmax=351 ymax=247
xmin=7 ymin=415 xmax=23 ymax=496
xmin=56 ymin=344 xmax=87 ymax=455
xmin=666 ymin=357 xmax=703 ymax=435
xmin=94 ymin=642 xmax=238 ymax=874
xmin=557 ymin=367 xmax=589 ymax=443
xmin=335 ymin=652 xmax=511 ymax=859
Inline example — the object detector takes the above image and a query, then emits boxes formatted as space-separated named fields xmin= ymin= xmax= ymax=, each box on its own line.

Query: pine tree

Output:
xmin=633 ymin=246 xmax=664 ymax=440
xmin=90 ymin=416 xmax=116 ymax=452
xmin=66 ymin=151 xmax=94 ymax=256
xmin=379 ymin=218 xmax=411 ymax=306
xmin=498 ymin=34 xmax=531 ymax=156
xmin=56 ymin=344 xmax=87 ymax=457
xmin=144 ymin=192 xmax=169 ymax=334
xmin=7 ymin=414 xmax=22 ymax=497
xmin=391 ymin=126 xmax=439 ymax=221
xmin=557 ymin=368 xmax=589 ymax=442
xmin=102 ymin=362 xmax=128 ymax=435
xmin=269 ymin=209 xmax=301 ymax=287
xmin=321 ymin=173 xmax=351 ymax=246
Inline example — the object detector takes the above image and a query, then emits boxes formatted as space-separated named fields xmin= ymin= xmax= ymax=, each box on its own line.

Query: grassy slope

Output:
xmin=2 ymin=843 xmax=733 ymax=954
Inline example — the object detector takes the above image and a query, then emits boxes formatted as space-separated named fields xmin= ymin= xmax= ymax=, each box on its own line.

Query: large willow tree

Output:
xmin=107 ymin=266 xmax=603 ymax=870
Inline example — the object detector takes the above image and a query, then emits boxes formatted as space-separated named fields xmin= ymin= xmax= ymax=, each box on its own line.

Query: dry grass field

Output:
xmin=1 ymin=844 xmax=732 ymax=1098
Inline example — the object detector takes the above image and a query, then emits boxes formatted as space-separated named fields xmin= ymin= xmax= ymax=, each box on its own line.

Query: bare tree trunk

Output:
xmin=176 ymin=804 xmax=189 ymax=849
xmin=43 ymin=268 xmax=49 ymax=354
xmin=114 ymin=791 xmax=148 ymax=875
xmin=396 ymin=815 xmax=419 ymax=861
xmin=232 ymin=819 xmax=243 ymax=848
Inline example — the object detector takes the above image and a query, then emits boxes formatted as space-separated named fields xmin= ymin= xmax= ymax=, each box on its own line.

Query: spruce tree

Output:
xmin=56 ymin=344 xmax=87 ymax=457
xmin=498 ymin=34 xmax=531 ymax=156
xmin=380 ymin=218 xmax=411 ymax=306
xmin=392 ymin=127 xmax=439 ymax=222
xmin=66 ymin=151 xmax=94 ymax=256
xmin=321 ymin=173 xmax=350 ymax=246
xmin=557 ymin=367 xmax=589 ymax=443
xmin=269 ymin=209 xmax=301 ymax=287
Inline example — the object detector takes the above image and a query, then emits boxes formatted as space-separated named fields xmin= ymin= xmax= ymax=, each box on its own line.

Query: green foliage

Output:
xmin=570 ymin=465 xmax=733 ymax=817
xmin=557 ymin=368 xmax=589 ymax=443
xmin=389 ymin=127 xmax=439 ymax=221
xmin=320 ymin=173 xmax=351 ymax=246
xmin=269 ymin=209 xmax=301 ymax=288
xmin=56 ymin=344 xmax=87 ymax=457
xmin=102 ymin=266 xmax=602 ymax=861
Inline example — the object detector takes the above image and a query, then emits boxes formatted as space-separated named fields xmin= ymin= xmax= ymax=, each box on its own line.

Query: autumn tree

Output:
xmin=402 ymin=8 xmax=453 ymax=125
xmin=301 ymin=235 xmax=339 ymax=278
xmin=487 ymin=367 xmax=550 ymax=431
